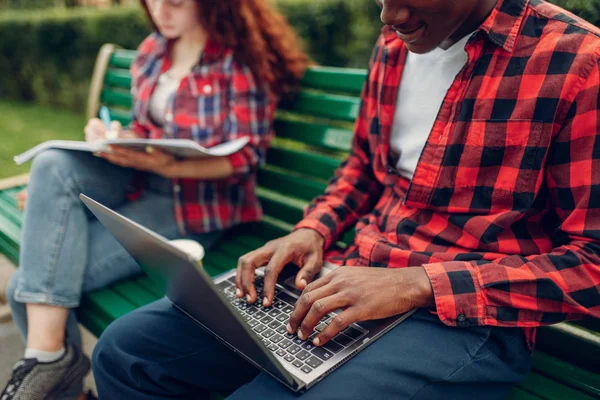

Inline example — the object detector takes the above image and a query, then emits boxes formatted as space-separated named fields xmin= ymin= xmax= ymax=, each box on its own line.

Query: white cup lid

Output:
xmin=168 ymin=239 xmax=205 ymax=261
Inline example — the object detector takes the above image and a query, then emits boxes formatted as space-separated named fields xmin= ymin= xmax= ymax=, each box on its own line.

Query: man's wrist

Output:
xmin=295 ymin=228 xmax=326 ymax=249
xmin=405 ymin=267 xmax=435 ymax=309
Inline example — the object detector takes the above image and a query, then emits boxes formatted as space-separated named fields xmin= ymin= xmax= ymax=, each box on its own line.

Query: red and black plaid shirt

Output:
xmin=129 ymin=33 xmax=276 ymax=234
xmin=296 ymin=0 xmax=600 ymax=349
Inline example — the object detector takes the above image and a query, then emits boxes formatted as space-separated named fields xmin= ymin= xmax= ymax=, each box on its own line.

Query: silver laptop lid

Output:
xmin=79 ymin=193 xmax=304 ymax=391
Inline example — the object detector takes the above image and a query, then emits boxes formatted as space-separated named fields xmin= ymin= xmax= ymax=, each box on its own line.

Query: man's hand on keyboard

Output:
xmin=236 ymin=228 xmax=326 ymax=307
xmin=287 ymin=266 xmax=434 ymax=347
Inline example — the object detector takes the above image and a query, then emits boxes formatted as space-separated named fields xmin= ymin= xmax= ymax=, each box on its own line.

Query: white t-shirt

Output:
xmin=389 ymin=34 xmax=472 ymax=180
xmin=149 ymin=72 xmax=180 ymax=127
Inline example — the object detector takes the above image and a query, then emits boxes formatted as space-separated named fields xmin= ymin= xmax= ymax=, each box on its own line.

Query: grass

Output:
xmin=0 ymin=100 xmax=85 ymax=179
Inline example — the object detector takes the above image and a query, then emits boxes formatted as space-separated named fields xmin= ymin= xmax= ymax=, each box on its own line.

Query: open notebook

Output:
xmin=14 ymin=137 xmax=250 ymax=165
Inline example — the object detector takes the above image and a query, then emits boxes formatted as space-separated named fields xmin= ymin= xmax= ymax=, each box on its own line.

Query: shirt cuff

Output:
xmin=294 ymin=217 xmax=335 ymax=250
xmin=422 ymin=261 xmax=486 ymax=327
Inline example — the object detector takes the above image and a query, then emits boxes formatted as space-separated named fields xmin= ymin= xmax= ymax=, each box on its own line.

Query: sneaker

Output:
xmin=1 ymin=341 xmax=91 ymax=400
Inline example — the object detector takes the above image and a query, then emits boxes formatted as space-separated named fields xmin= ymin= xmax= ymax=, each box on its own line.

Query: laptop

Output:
xmin=80 ymin=194 xmax=415 ymax=392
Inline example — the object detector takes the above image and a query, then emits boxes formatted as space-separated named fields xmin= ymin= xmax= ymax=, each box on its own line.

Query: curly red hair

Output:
xmin=141 ymin=0 xmax=310 ymax=96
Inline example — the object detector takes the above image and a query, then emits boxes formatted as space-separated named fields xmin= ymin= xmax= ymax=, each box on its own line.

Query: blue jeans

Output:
xmin=92 ymin=298 xmax=531 ymax=399
xmin=6 ymin=149 xmax=221 ymax=397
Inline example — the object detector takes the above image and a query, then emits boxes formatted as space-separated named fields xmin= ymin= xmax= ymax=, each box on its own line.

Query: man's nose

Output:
xmin=379 ymin=0 xmax=411 ymax=27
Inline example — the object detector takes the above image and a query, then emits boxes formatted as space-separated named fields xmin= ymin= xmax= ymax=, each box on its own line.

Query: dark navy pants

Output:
xmin=92 ymin=298 xmax=531 ymax=399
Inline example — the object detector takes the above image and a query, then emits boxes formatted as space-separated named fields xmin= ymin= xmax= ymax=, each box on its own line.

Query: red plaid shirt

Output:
xmin=129 ymin=33 xmax=276 ymax=234
xmin=296 ymin=0 xmax=600 ymax=349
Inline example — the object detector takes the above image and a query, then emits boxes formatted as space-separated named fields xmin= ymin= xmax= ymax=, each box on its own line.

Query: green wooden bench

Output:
xmin=0 ymin=44 xmax=598 ymax=399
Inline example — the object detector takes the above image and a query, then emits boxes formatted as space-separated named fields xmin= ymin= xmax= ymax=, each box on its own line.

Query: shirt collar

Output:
xmin=479 ymin=0 xmax=529 ymax=52
xmin=382 ymin=0 xmax=529 ymax=53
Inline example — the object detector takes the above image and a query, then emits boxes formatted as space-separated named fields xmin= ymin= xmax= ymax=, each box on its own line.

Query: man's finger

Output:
xmin=314 ymin=308 xmax=361 ymax=346
xmin=288 ymin=285 xmax=340 ymax=336
xmin=295 ymin=253 xmax=324 ymax=290
xmin=236 ymin=249 xmax=272 ymax=303
xmin=262 ymin=250 xmax=294 ymax=307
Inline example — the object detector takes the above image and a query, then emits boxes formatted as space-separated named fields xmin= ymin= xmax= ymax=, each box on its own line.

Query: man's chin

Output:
xmin=404 ymin=41 xmax=440 ymax=54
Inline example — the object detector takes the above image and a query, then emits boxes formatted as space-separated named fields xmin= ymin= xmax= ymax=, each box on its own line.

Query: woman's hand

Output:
xmin=84 ymin=119 xmax=137 ymax=143
xmin=97 ymin=146 xmax=178 ymax=177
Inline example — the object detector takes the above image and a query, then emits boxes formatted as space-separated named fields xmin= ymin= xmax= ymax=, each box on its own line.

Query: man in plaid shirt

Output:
xmin=234 ymin=0 xmax=600 ymax=396
xmin=93 ymin=0 xmax=600 ymax=398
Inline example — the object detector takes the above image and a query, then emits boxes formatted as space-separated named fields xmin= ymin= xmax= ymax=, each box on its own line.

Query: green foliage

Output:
xmin=0 ymin=7 xmax=150 ymax=111
xmin=551 ymin=0 xmax=600 ymax=23
xmin=0 ymin=0 xmax=599 ymax=111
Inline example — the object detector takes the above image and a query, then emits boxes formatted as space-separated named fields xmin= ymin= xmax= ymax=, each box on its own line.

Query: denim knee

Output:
xmin=92 ymin=315 xmax=134 ymax=376
xmin=29 ymin=149 xmax=80 ymax=188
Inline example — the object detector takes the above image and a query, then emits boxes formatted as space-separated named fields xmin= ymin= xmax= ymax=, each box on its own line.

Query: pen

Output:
xmin=99 ymin=106 xmax=118 ymax=139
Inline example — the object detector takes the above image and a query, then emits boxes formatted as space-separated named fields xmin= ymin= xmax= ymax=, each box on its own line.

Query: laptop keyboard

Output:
xmin=217 ymin=275 xmax=367 ymax=374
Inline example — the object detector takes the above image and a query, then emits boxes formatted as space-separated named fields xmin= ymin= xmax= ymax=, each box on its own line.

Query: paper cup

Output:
xmin=169 ymin=239 xmax=205 ymax=266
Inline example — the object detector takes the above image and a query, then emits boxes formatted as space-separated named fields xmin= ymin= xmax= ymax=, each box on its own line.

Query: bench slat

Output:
xmin=0 ymin=194 xmax=22 ymax=227
xmin=508 ymin=388 xmax=543 ymax=400
xmin=531 ymin=352 xmax=600 ymax=398
xmin=536 ymin=323 xmax=600 ymax=372
xmin=280 ymin=92 xmax=360 ymax=122
xmin=231 ymin=234 xmax=268 ymax=251
xmin=112 ymin=280 xmax=160 ymax=308
xmin=109 ymin=49 xmax=136 ymax=69
xmin=0 ymin=190 xmax=19 ymax=209
xmin=104 ymin=109 xmax=132 ymax=126
xmin=101 ymin=88 xmax=133 ymax=108
xmin=273 ymin=118 xmax=353 ymax=153
xmin=257 ymin=188 xmax=305 ymax=225
xmin=266 ymin=145 xmax=341 ymax=182
xmin=300 ymin=67 xmax=366 ymax=96
xmin=518 ymin=371 xmax=595 ymax=400
xmin=82 ymin=289 xmax=138 ymax=322
xmin=0 ymin=234 xmax=19 ymax=266
xmin=258 ymin=167 xmax=326 ymax=202
xmin=573 ymin=318 xmax=600 ymax=333
xmin=0 ymin=210 xmax=21 ymax=247
xmin=236 ymin=217 xmax=293 ymax=242
xmin=135 ymin=275 xmax=164 ymax=298
xmin=78 ymin=310 xmax=110 ymax=338
xmin=104 ymin=69 xmax=132 ymax=89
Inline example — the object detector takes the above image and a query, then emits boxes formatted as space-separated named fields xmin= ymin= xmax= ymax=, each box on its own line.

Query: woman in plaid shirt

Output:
xmin=2 ymin=1 xmax=309 ymax=399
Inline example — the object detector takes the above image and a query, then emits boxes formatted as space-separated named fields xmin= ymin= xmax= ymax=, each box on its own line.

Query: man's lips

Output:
xmin=393 ymin=22 xmax=426 ymax=35
xmin=391 ymin=22 xmax=426 ymax=43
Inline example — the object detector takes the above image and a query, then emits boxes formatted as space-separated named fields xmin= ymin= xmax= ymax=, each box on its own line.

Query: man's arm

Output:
xmin=423 ymin=60 xmax=600 ymax=328
xmin=294 ymin=35 xmax=386 ymax=249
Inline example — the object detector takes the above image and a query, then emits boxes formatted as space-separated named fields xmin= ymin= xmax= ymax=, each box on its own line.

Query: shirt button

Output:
xmin=173 ymin=184 xmax=181 ymax=193
xmin=457 ymin=314 xmax=466 ymax=323
xmin=203 ymin=84 xmax=213 ymax=94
